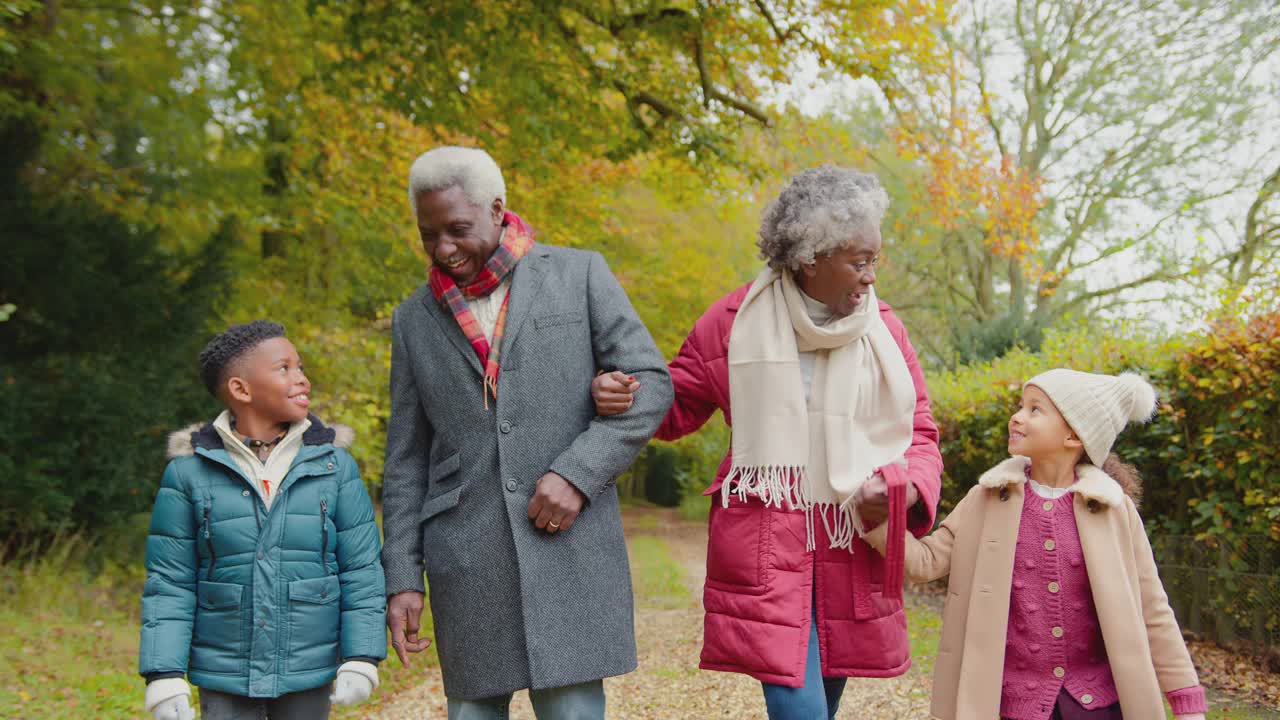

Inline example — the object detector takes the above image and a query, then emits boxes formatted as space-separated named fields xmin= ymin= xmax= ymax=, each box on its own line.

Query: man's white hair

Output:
xmin=407 ymin=146 xmax=506 ymax=214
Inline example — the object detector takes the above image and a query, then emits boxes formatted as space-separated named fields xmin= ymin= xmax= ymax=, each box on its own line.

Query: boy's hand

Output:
xmin=145 ymin=678 xmax=194 ymax=720
xmin=591 ymin=371 xmax=639 ymax=416
xmin=330 ymin=661 xmax=379 ymax=706
xmin=387 ymin=591 xmax=432 ymax=666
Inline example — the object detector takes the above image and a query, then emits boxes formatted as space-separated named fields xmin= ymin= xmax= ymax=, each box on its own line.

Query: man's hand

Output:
xmin=387 ymin=591 xmax=431 ymax=667
xmin=527 ymin=471 xmax=586 ymax=534
xmin=854 ymin=473 xmax=920 ymax=528
xmin=591 ymin=370 xmax=639 ymax=416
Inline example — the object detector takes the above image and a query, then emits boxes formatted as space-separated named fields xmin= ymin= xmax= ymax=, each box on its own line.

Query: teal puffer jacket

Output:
xmin=138 ymin=416 xmax=386 ymax=698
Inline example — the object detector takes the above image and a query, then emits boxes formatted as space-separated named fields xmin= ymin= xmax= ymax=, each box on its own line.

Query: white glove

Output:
xmin=329 ymin=660 xmax=379 ymax=706
xmin=145 ymin=678 xmax=195 ymax=720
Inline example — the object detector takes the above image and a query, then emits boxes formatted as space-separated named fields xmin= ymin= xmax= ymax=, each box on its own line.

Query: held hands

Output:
xmin=387 ymin=591 xmax=432 ymax=667
xmin=145 ymin=678 xmax=195 ymax=720
xmin=853 ymin=473 xmax=920 ymax=528
xmin=329 ymin=661 xmax=379 ymax=706
xmin=527 ymin=471 xmax=586 ymax=534
xmin=591 ymin=370 xmax=639 ymax=416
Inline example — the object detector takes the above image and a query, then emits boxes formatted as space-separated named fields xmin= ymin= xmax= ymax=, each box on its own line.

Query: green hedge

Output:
xmin=926 ymin=298 xmax=1280 ymax=651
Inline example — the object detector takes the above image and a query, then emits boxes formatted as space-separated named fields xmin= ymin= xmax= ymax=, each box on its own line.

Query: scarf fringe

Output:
xmin=723 ymin=465 xmax=872 ymax=553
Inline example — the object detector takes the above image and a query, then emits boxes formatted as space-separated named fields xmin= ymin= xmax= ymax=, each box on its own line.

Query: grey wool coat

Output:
xmin=381 ymin=244 xmax=673 ymax=701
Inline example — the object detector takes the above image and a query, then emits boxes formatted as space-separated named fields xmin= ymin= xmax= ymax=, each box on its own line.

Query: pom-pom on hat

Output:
xmin=1023 ymin=369 xmax=1158 ymax=466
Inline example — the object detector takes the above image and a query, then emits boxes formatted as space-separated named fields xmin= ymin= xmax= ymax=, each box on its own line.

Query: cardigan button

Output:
xmin=1081 ymin=694 xmax=1094 ymax=705
xmin=1048 ymin=581 xmax=1060 ymax=593
xmin=1053 ymin=666 xmax=1065 ymax=678
xmin=500 ymin=420 xmax=512 ymax=433
xmin=505 ymin=478 xmax=518 ymax=492
xmin=1044 ymin=539 xmax=1056 ymax=551
xmin=1052 ymin=626 xmax=1064 ymax=638
xmin=242 ymin=489 xmax=251 ymax=497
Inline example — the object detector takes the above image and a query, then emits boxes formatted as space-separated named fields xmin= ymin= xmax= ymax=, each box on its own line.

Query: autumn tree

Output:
xmin=857 ymin=0 xmax=1280 ymax=359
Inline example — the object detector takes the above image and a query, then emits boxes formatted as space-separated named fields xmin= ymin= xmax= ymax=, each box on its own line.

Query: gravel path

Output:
xmin=369 ymin=508 xmax=932 ymax=719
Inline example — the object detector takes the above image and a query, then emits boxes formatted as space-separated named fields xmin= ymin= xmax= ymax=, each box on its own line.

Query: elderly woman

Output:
xmin=593 ymin=165 xmax=943 ymax=719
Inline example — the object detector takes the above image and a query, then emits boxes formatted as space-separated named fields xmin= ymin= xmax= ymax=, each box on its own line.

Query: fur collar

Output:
xmin=977 ymin=455 xmax=1126 ymax=508
xmin=167 ymin=415 xmax=354 ymax=459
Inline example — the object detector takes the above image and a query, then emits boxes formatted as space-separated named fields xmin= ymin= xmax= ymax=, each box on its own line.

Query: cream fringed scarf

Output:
xmin=725 ymin=267 xmax=916 ymax=551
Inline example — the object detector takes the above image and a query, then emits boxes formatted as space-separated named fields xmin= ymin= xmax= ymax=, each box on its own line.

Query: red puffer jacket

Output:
xmin=657 ymin=283 xmax=943 ymax=686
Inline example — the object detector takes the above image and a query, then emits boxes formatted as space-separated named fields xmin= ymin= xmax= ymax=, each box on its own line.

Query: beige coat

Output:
xmin=866 ymin=456 xmax=1200 ymax=720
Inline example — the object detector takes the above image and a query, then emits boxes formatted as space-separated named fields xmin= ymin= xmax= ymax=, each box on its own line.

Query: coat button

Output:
xmin=258 ymin=619 xmax=267 ymax=628
xmin=1081 ymin=694 xmax=1094 ymax=705
xmin=1042 ymin=501 xmax=1053 ymax=510
xmin=1053 ymin=666 xmax=1065 ymax=678
xmin=505 ymin=478 xmax=518 ymax=492
xmin=1052 ymin=626 xmax=1064 ymax=638
xmin=500 ymin=420 xmax=512 ymax=433
xmin=257 ymin=552 xmax=264 ymax=561
xmin=242 ymin=489 xmax=251 ymax=497
xmin=327 ymin=462 xmax=335 ymax=470
xmin=1048 ymin=581 xmax=1060 ymax=593
xmin=1044 ymin=539 xmax=1056 ymax=551
xmin=320 ymin=590 xmax=328 ymax=599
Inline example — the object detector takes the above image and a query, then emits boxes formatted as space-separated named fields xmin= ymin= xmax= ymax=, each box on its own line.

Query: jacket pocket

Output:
xmin=429 ymin=450 xmax=461 ymax=485
xmin=533 ymin=311 xmax=583 ymax=329
xmin=419 ymin=485 xmax=463 ymax=525
xmin=705 ymin=502 xmax=772 ymax=594
xmin=286 ymin=575 xmax=341 ymax=674
xmin=190 ymin=580 xmax=247 ymax=675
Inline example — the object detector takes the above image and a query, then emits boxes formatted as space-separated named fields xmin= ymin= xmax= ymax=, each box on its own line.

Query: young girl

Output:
xmin=865 ymin=369 xmax=1207 ymax=720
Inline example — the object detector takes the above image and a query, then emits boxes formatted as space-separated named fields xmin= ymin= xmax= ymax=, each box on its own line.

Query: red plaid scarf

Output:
xmin=429 ymin=211 xmax=535 ymax=407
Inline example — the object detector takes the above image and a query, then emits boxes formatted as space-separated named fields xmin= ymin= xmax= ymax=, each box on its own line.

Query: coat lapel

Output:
xmin=497 ymin=247 xmax=552 ymax=360
xmin=1076 ymin=498 xmax=1163 ymax=719
xmin=420 ymin=285 xmax=485 ymax=378
xmin=958 ymin=483 xmax=1023 ymax=720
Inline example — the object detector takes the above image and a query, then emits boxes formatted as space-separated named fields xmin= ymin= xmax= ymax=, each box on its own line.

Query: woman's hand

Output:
xmin=591 ymin=370 xmax=640 ymax=416
xmin=854 ymin=472 xmax=920 ymax=527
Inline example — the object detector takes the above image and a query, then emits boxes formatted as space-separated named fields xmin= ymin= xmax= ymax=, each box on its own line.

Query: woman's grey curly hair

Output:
xmin=757 ymin=165 xmax=889 ymax=270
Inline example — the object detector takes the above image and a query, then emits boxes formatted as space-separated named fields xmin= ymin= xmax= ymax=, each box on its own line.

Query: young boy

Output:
xmin=139 ymin=321 xmax=385 ymax=720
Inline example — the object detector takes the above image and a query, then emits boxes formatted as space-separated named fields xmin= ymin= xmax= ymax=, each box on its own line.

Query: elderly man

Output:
xmin=381 ymin=146 xmax=673 ymax=719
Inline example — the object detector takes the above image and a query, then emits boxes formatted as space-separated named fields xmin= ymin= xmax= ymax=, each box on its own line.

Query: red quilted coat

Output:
xmin=657 ymin=283 xmax=944 ymax=686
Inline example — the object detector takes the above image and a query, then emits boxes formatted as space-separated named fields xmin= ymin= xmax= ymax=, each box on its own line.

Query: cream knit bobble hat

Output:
xmin=1023 ymin=369 xmax=1158 ymax=466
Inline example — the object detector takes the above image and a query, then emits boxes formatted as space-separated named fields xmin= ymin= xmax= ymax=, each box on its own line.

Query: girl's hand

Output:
xmin=591 ymin=370 xmax=639 ymax=416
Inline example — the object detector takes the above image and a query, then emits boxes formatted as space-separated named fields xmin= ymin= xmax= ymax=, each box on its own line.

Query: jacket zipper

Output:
xmin=320 ymin=498 xmax=330 ymax=575
xmin=202 ymin=503 xmax=216 ymax=580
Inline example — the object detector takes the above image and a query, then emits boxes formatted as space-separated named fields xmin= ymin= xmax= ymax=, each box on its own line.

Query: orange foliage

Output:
xmin=892 ymin=108 xmax=1044 ymax=261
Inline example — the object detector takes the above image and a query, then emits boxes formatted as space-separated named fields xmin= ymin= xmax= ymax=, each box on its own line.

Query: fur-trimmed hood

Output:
xmin=977 ymin=455 xmax=1133 ymax=508
xmin=167 ymin=415 xmax=354 ymax=459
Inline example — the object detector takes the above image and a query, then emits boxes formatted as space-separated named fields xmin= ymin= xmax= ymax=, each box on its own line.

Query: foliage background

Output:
xmin=1 ymin=0 xmax=1277 ymax=656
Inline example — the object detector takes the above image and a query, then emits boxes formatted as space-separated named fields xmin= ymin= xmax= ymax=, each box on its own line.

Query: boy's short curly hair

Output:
xmin=198 ymin=320 xmax=286 ymax=397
